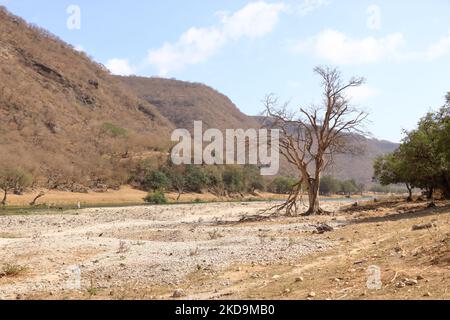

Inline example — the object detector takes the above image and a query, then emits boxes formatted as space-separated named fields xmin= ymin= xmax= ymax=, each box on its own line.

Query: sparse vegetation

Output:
xmin=144 ymin=191 xmax=168 ymax=205
xmin=0 ymin=263 xmax=28 ymax=278
xmin=208 ymin=229 xmax=223 ymax=240
xmin=116 ymin=240 xmax=129 ymax=254
xmin=101 ymin=122 xmax=129 ymax=138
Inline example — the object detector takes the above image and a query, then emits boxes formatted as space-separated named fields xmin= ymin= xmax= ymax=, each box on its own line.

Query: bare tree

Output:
xmin=263 ymin=66 xmax=369 ymax=216
xmin=0 ymin=167 xmax=32 ymax=205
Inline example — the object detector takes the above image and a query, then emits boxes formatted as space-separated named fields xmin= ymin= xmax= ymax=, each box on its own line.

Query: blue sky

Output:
xmin=2 ymin=0 xmax=450 ymax=142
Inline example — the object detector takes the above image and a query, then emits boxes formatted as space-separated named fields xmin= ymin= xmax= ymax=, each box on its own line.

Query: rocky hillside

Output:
xmin=120 ymin=76 xmax=260 ymax=132
xmin=326 ymin=137 xmax=399 ymax=184
xmin=0 ymin=7 xmax=173 ymax=189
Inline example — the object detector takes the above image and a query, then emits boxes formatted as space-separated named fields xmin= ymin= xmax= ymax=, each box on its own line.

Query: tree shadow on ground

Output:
xmin=347 ymin=201 xmax=450 ymax=225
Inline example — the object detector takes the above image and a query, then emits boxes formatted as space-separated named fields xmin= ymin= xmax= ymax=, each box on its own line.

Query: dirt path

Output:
xmin=0 ymin=200 xmax=448 ymax=300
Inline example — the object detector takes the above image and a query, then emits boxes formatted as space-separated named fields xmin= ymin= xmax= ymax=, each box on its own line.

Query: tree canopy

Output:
xmin=373 ymin=93 xmax=450 ymax=199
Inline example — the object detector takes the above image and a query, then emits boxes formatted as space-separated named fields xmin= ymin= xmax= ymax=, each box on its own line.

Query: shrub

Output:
xmin=101 ymin=122 xmax=128 ymax=138
xmin=185 ymin=166 xmax=210 ymax=193
xmin=223 ymin=166 xmax=245 ymax=193
xmin=143 ymin=170 xmax=171 ymax=192
xmin=144 ymin=191 xmax=168 ymax=204
xmin=243 ymin=165 xmax=265 ymax=193
xmin=204 ymin=166 xmax=225 ymax=195
xmin=320 ymin=176 xmax=341 ymax=195
xmin=341 ymin=179 xmax=358 ymax=195
xmin=269 ymin=177 xmax=297 ymax=194
xmin=0 ymin=263 xmax=28 ymax=278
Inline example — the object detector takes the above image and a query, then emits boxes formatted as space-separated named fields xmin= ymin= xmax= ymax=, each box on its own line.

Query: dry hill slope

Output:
xmin=120 ymin=76 xmax=260 ymax=131
xmin=0 ymin=7 xmax=173 ymax=189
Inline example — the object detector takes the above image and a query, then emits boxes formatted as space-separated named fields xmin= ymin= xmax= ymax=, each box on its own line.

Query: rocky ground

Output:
xmin=0 ymin=199 xmax=448 ymax=300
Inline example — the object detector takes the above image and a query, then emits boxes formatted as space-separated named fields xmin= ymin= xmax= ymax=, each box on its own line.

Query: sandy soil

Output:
xmin=0 ymin=199 xmax=448 ymax=300
xmin=5 ymin=185 xmax=372 ymax=207
xmin=5 ymin=186 xmax=292 ymax=207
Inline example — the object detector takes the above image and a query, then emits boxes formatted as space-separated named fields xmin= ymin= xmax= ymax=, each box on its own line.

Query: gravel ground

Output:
xmin=0 ymin=201 xmax=347 ymax=299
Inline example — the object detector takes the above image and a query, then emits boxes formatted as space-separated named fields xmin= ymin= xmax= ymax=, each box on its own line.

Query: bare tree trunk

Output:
xmin=1 ymin=189 xmax=7 ymax=205
xmin=427 ymin=187 xmax=434 ymax=200
xmin=305 ymin=178 xmax=323 ymax=215
xmin=406 ymin=183 xmax=413 ymax=202
xmin=176 ymin=190 xmax=182 ymax=201
xmin=441 ymin=175 xmax=450 ymax=200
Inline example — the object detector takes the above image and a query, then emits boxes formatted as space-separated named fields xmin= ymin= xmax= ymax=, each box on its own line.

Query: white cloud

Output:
xmin=148 ymin=27 xmax=226 ymax=77
xmin=106 ymin=58 xmax=136 ymax=76
xmin=148 ymin=1 xmax=287 ymax=76
xmin=293 ymin=29 xmax=405 ymax=64
xmin=347 ymin=85 xmax=379 ymax=102
xmin=292 ymin=28 xmax=450 ymax=65
xmin=424 ymin=29 xmax=450 ymax=60
xmin=221 ymin=2 xmax=287 ymax=39
xmin=298 ymin=0 xmax=330 ymax=16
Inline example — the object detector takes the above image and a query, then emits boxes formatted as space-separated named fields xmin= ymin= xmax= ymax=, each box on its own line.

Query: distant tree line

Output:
xmin=131 ymin=161 xmax=267 ymax=200
xmin=131 ymin=157 xmax=381 ymax=204
xmin=373 ymin=93 xmax=450 ymax=201
xmin=319 ymin=176 xmax=365 ymax=196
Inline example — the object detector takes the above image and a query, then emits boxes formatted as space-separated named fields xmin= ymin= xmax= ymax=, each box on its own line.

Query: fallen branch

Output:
xmin=29 ymin=191 xmax=46 ymax=206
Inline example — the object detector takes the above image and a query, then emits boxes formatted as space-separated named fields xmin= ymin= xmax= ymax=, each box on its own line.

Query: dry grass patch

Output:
xmin=0 ymin=264 xmax=28 ymax=278
xmin=0 ymin=232 xmax=23 ymax=239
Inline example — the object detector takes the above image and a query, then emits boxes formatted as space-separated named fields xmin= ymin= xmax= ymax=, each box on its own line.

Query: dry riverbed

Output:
xmin=0 ymin=199 xmax=448 ymax=300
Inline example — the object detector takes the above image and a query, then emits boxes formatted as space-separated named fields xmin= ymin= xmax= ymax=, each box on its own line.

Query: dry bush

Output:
xmin=0 ymin=263 xmax=28 ymax=278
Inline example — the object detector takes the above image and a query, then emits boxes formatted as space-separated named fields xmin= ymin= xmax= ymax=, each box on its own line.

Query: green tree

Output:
xmin=143 ymin=170 xmax=171 ymax=192
xmin=185 ymin=166 xmax=210 ymax=193
xmin=269 ymin=177 xmax=297 ymax=194
xmin=202 ymin=166 xmax=225 ymax=196
xmin=319 ymin=176 xmax=341 ymax=195
xmin=243 ymin=165 xmax=265 ymax=194
xmin=223 ymin=166 xmax=245 ymax=194
xmin=372 ymin=94 xmax=450 ymax=200
xmin=373 ymin=151 xmax=414 ymax=201
xmin=341 ymin=179 xmax=358 ymax=196
xmin=165 ymin=168 xmax=186 ymax=201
